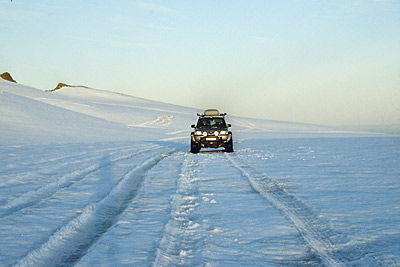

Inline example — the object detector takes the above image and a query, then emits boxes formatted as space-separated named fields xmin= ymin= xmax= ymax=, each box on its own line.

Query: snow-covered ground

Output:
xmin=1 ymin=79 xmax=399 ymax=266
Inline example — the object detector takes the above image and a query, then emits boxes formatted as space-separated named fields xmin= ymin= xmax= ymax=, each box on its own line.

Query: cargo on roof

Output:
xmin=204 ymin=109 xmax=220 ymax=116
xmin=197 ymin=109 xmax=227 ymax=117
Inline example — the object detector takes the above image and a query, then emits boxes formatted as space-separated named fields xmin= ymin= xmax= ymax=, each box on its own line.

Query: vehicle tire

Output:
xmin=190 ymin=141 xmax=200 ymax=153
xmin=225 ymin=139 xmax=234 ymax=153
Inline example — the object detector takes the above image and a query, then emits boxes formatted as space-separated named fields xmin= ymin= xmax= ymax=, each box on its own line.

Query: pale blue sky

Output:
xmin=1 ymin=0 xmax=400 ymax=128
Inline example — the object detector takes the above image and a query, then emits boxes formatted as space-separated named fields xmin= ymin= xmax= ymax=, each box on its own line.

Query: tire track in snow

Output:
xmin=73 ymin=151 xmax=186 ymax=266
xmin=153 ymin=153 xmax=205 ymax=266
xmin=14 ymin=149 xmax=176 ymax=267
xmin=0 ymin=143 xmax=133 ymax=176
xmin=0 ymin=150 xmax=88 ymax=177
xmin=227 ymin=154 xmax=383 ymax=267
xmin=0 ymin=144 xmax=144 ymax=200
xmin=0 ymin=145 xmax=158 ymax=218
xmin=0 ymin=145 xmax=142 ymax=207
xmin=227 ymin=153 xmax=347 ymax=267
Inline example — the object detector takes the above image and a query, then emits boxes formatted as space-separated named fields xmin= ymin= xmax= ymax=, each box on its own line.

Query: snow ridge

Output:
xmin=14 ymin=149 xmax=175 ymax=267
xmin=153 ymin=154 xmax=205 ymax=266
xmin=137 ymin=115 xmax=174 ymax=127
xmin=226 ymin=154 xmax=381 ymax=267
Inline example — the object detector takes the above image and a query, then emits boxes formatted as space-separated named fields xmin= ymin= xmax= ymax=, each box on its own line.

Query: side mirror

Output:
xmin=191 ymin=124 xmax=195 ymax=128
xmin=227 ymin=124 xmax=231 ymax=128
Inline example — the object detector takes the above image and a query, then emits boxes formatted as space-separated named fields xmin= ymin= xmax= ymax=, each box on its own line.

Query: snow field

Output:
xmin=1 ymin=139 xmax=399 ymax=266
xmin=1 ymin=80 xmax=399 ymax=266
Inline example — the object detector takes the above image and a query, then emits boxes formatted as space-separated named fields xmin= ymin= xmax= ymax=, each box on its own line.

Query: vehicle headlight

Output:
xmin=194 ymin=130 xmax=202 ymax=136
xmin=202 ymin=131 xmax=208 ymax=137
xmin=214 ymin=131 xmax=219 ymax=136
xmin=220 ymin=130 xmax=228 ymax=135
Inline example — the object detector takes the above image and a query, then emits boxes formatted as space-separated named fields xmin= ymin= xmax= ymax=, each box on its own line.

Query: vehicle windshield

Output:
xmin=197 ymin=118 xmax=226 ymax=128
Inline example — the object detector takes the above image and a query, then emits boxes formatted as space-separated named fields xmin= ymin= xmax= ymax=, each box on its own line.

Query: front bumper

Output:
xmin=191 ymin=133 xmax=232 ymax=148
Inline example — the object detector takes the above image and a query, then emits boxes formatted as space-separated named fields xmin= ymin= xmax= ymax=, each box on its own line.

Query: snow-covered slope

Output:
xmin=0 ymin=80 xmax=379 ymax=144
xmin=1 ymin=79 xmax=399 ymax=266
xmin=0 ymin=80 xmax=197 ymax=143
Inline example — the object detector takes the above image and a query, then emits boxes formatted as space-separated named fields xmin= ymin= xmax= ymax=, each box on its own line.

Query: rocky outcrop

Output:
xmin=0 ymin=72 xmax=16 ymax=83
xmin=46 ymin=83 xmax=88 ymax=92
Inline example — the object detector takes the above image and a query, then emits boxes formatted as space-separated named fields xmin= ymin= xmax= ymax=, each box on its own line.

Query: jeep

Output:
xmin=190 ymin=109 xmax=233 ymax=153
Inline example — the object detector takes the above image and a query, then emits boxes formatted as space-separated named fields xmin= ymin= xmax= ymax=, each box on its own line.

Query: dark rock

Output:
xmin=0 ymin=72 xmax=17 ymax=83
xmin=46 ymin=83 xmax=88 ymax=92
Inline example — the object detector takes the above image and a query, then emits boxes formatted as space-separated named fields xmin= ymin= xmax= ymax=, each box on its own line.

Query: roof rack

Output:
xmin=197 ymin=109 xmax=227 ymax=117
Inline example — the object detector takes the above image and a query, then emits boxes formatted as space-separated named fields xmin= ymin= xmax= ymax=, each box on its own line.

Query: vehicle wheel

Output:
xmin=225 ymin=139 xmax=234 ymax=153
xmin=190 ymin=141 xmax=200 ymax=153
